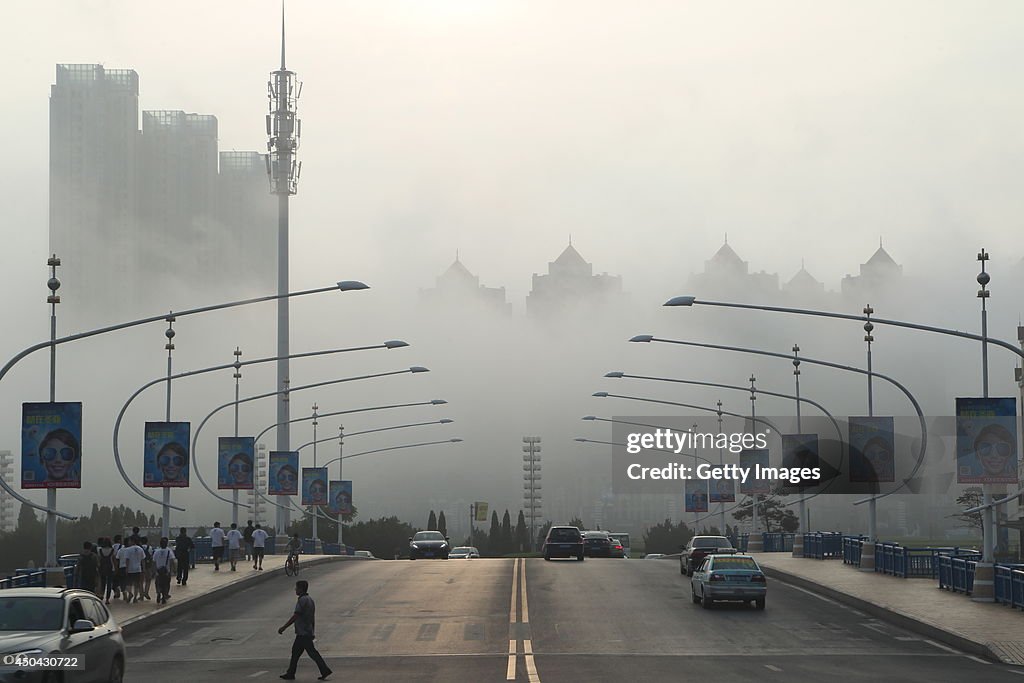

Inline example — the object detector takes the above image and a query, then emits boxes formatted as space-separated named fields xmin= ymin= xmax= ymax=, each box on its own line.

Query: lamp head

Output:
xmin=384 ymin=340 xmax=409 ymax=349
xmin=574 ymin=438 xmax=588 ymax=442
xmin=439 ymin=418 xmax=454 ymax=424
xmin=629 ymin=334 xmax=654 ymax=343
xmin=663 ymin=295 xmax=696 ymax=307
xmin=337 ymin=280 xmax=370 ymax=291
xmin=604 ymin=371 xmax=624 ymax=378
xmin=409 ymin=366 xmax=430 ymax=373
xmin=450 ymin=438 xmax=463 ymax=443
xmin=592 ymin=392 xmax=609 ymax=398
xmin=581 ymin=416 xmax=596 ymax=421
xmin=430 ymin=399 xmax=448 ymax=405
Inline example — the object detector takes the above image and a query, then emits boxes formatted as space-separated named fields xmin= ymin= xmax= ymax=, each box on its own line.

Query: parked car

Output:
xmin=448 ymin=546 xmax=480 ymax=559
xmin=353 ymin=550 xmax=376 ymax=559
xmin=689 ymin=554 xmax=767 ymax=610
xmin=408 ymin=531 xmax=451 ymax=559
xmin=0 ymin=587 xmax=126 ymax=682
xmin=543 ymin=526 xmax=585 ymax=561
xmin=583 ymin=531 xmax=613 ymax=557
xmin=607 ymin=533 xmax=631 ymax=558
xmin=680 ymin=536 xmax=736 ymax=575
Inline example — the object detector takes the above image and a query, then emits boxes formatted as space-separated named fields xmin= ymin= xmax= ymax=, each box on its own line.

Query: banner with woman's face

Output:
xmin=956 ymin=397 xmax=1018 ymax=484
xmin=144 ymin=422 xmax=190 ymax=488
xmin=302 ymin=467 xmax=328 ymax=506
xmin=684 ymin=479 xmax=709 ymax=512
xmin=22 ymin=402 xmax=82 ymax=489
xmin=329 ymin=480 xmax=352 ymax=515
xmin=849 ymin=417 xmax=895 ymax=483
xmin=218 ymin=436 xmax=255 ymax=489
xmin=268 ymin=451 xmax=299 ymax=495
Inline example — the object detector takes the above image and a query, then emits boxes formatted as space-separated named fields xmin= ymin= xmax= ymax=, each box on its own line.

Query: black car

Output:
xmin=543 ymin=526 xmax=585 ymax=561
xmin=680 ymin=536 xmax=736 ymax=576
xmin=409 ymin=531 xmax=451 ymax=559
xmin=583 ymin=531 xmax=613 ymax=557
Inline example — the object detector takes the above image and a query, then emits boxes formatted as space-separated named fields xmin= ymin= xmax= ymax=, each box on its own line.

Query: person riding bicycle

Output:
xmin=286 ymin=534 xmax=302 ymax=568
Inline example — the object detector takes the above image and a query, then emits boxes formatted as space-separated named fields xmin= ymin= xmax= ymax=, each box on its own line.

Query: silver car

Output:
xmin=448 ymin=546 xmax=480 ymax=559
xmin=0 ymin=587 xmax=126 ymax=682
xmin=689 ymin=554 xmax=767 ymax=610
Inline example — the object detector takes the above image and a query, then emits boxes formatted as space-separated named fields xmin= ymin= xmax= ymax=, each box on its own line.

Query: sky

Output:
xmin=2 ymin=1 xmax=1023 ymax=534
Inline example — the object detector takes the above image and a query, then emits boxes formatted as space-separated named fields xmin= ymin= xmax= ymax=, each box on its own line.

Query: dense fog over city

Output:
xmin=2 ymin=1 xmax=1023 ymax=543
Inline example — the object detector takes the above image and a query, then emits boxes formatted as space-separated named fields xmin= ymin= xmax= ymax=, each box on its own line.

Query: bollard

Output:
xmin=859 ymin=539 xmax=876 ymax=572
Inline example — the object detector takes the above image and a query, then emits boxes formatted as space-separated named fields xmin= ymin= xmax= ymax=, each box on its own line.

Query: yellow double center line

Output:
xmin=507 ymin=557 xmax=540 ymax=682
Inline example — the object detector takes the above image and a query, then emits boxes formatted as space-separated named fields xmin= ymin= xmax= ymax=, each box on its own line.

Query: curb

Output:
xmin=118 ymin=555 xmax=354 ymax=637
xmin=760 ymin=564 xmax=1011 ymax=665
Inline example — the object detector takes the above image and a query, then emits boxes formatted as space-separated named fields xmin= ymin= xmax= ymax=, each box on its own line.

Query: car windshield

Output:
xmin=693 ymin=537 xmax=730 ymax=548
xmin=609 ymin=534 xmax=629 ymax=545
xmin=413 ymin=531 xmax=445 ymax=541
xmin=450 ymin=547 xmax=471 ymax=554
xmin=584 ymin=532 xmax=608 ymax=539
xmin=711 ymin=557 xmax=760 ymax=570
xmin=548 ymin=528 xmax=580 ymax=541
xmin=0 ymin=597 xmax=64 ymax=631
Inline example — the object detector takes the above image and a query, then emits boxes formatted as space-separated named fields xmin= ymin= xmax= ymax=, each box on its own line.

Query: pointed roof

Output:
xmin=554 ymin=244 xmax=589 ymax=268
xmin=787 ymin=266 xmax=821 ymax=288
xmin=710 ymin=242 xmax=744 ymax=267
xmin=865 ymin=246 xmax=898 ymax=267
xmin=441 ymin=258 xmax=475 ymax=281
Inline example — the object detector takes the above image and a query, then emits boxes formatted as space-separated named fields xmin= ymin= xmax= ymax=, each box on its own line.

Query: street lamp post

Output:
xmin=311 ymin=404 xmax=319 ymax=550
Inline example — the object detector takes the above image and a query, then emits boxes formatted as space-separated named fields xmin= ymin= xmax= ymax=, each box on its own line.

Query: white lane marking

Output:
xmin=524 ymin=640 xmax=534 ymax=655
xmin=964 ymin=656 xmax=991 ymax=666
xmin=520 ymin=559 xmax=530 ymax=625
xmin=1008 ymin=669 xmax=1024 ymax=675
xmin=764 ymin=664 xmax=783 ymax=672
xmin=510 ymin=558 xmax=520 ymax=624
xmin=525 ymin=645 xmax=540 ymax=683
xmin=924 ymin=640 xmax=962 ymax=655
xmin=127 ymin=638 xmax=153 ymax=647
xmin=773 ymin=580 xmax=844 ymax=607
xmin=895 ymin=637 xmax=919 ymax=642
xmin=506 ymin=639 xmax=516 ymax=681
xmin=861 ymin=622 xmax=890 ymax=635
xmin=248 ymin=671 xmax=267 ymax=678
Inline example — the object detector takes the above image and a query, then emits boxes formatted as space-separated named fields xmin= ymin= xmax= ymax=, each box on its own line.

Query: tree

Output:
xmin=514 ymin=511 xmax=528 ymax=554
xmin=732 ymin=494 xmax=798 ymax=533
xmin=642 ymin=519 xmax=693 ymax=554
xmin=535 ymin=520 xmax=553 ymax=551
xmin=16 ymin=503 xmax=41 ymax=533
xmin=427 ymin=510 xmax=437 ymax=531
xmin=437 ymin=511 xmax=447 ymax=538
xmin=949 ymin=488 xmax=984 ymax=536
xmin=342 ymin=516 xmax=420 ymax=559
xmin=569 ymin=516 xmax=585 ymax=530
xmin=500 ymin=510 xmax=513 ymax=555
xmin=488 ymin=511 xmax=501 ymax=556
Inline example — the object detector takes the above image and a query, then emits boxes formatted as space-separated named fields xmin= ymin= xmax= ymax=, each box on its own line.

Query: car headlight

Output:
xmin=5 ymin=648 xmax=45 ymax=659
xmin=440 ymin=544 xmax=448 ymax=549
xmin=411 ymin=543 xmax=419 ymax=548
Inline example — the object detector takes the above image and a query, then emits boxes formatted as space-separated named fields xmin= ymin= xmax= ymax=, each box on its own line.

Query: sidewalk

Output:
xmin=104 ymin=554 xmax=352 ymax=635
xmin=751 ymin=552 xmax=1024 ymax=666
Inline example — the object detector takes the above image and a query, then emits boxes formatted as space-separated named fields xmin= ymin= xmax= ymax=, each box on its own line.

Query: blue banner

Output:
xmin=329 ymin=480 xmax=352 ymax=515
xmin=22 ymin=402 xmax=82 ymax=489
xmin=848 ymin=417 xmax=895 ymax=483
xmin=956 ymin=397 xmax=1018 ymax=484
xmin=143 ymin=422 xmax=190 ymax=488
xmin=218 ymin=436 xmax=255 ymax=490
xmin=268 ymin=451 xmax=299 ymax=495
xmin=684 ymin=478 xmax=709 ymax=512
xmin=302 ymin=467 xmax=328 ymax=506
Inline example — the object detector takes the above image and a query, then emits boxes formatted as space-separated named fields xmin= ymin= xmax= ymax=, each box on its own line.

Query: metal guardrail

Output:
xmin=994 ymin=564 xmax=1024 ymax=609
xmin=842 ymin=536 xmax=865 ymax=565
xmin=802 ymin=532 xmax=843 ymax=559
xmin=0 ymin=569 xmax=47 ymax=590
xmin=762 ymin=533 xmax=794 ymax=552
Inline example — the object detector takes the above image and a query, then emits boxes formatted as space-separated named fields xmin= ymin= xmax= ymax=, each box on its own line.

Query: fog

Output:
xmin=2 ymin=1 xmax=1023 ymax=541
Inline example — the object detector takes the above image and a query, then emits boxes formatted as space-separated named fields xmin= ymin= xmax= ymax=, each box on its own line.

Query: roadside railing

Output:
xmin=0 ymin=569 xmax=47 ymax=590
xmin=762 ymin=533 xmax=794 ymax=552
xmin=803 ymin=532 xmax=843 ymax=559
xmin=842 ymin=536 xmax=865 ymax=566
xmin=994 ymin=564 xmax=1024 ymax=609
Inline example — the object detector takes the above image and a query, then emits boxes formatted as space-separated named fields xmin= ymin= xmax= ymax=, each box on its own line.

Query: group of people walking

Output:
xmin=208 ymin=520 xmax=271 ymax=571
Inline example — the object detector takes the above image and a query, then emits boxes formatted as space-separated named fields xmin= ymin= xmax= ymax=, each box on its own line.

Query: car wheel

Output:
xmin=755 ymin=598 xmax=765 ymax=610
xmin=691 ymin=587 xmax=700 ymax=604
xmin=680 ymin=561 xmax=686 ymax=575
xmin=577 ymin=553 xmax=585 ymax=561
xmin=701 ymin=588 xmax=713 ymax=609
xmin=109 ymin=656 xmax=125 ymax=683
xmin=544 ymin=550 xmax=551 ymax=561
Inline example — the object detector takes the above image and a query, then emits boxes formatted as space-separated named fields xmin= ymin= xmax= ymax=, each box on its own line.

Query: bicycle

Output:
xmin=284 ymin=553 xmax=299 ymax=576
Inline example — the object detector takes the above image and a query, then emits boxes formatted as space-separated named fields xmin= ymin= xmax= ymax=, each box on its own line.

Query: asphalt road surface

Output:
xmin=126 ymin=557 xmax=1016 ymax=682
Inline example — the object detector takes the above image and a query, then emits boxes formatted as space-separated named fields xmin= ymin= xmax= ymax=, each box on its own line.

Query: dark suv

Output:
xmin=543 ymin=526 xmax=585 ymax=561
xmin=680 ymin=536 xmax=736 ymax=575
xmin=0 ymin=587 xmax=126 ymax=682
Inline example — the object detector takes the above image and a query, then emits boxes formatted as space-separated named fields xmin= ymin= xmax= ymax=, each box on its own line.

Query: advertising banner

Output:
xmin=329 ymin=480 xmax=353 ymax=515
xmin=781 ymin=433 xmax=820 ymax=489
xmin=709 ymin=475 xmax=736 ymax=503
xmin=22 ymin=402 xmax=83 ymax=489
xmin=474 ymin=501 xmax=489 ymax=522
xmin=956 ymin=397 xmax=1018 ymax=484
xmin=143 ymin=422 xmax=190 ymax=488
xmin=217 ymin=436 xmax=255 ymax=490
xmin=302 ymin=467 xmax=328 ymax=506
xmin=268 ymin=451 xmax=299 ymax=495
xmin=848 ymin=417 xmax=895 ymax=483
xmin=739 ymin=449 xmax=770 ymax=494
xmin=684 ymin=478 xmax=709 ymax=512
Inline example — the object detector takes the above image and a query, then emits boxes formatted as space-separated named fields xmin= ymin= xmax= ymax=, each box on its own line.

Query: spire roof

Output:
xmin=865 ymin=245 xmax=898 ymax=267
xmin=554 ymin=243 xmax=589 ymax=267
xmin=711 ymin=241 xmax=744 ymax=266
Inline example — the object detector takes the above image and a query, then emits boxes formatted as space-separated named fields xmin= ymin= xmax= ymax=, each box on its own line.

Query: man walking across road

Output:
xmin=226 ymin=522 xmax=243 ymax=571
xmin=210 ymin=521 xmax=225 ymax=571
xmin=152 ymin=537 xmax=175 ymax=604
xmin=174 ymin=527 xmax=194 ymax=586
xmin=252 ymin=523 xmax=268 ymax=570
xmin=278 ymin=580 xmax=332 ymax=681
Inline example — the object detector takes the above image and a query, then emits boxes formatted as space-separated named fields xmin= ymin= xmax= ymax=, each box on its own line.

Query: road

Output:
xmin=127 ymin=558 xmax=1014 ymax=682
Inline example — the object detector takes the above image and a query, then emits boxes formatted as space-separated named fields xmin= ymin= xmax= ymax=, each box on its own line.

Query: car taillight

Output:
xmin=709 ymin=573 xmax=726 ymax=582
xmin=613 ymin=545 xmax=622 ymax=550
xmin=751 ymin=574 xmax=766 ymax=583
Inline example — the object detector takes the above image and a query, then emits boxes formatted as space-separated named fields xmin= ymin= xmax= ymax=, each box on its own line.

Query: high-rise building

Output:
xmin=687 ymin=240 xmax=779 ymax=300
xmin=219 ymin=151 xmax=278 ymax=292
xmin=526 ymin=242 xmax=624 ymax=320
xmin=49 ymin=64 xmax=141 ymax=313
xmin=419 ymin=255 xmax=511 ymax=314
xmin=0 ymin=451 xmax=15 ymax=533
xmin=841 ymin=243 xmax=904 ymax=301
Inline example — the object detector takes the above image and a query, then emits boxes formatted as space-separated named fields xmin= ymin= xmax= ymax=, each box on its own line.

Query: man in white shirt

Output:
xmin=114 ymin=537 xmax=133 ymax=602
xmin=226 ymin=522 xmax=244 ymax=571
xmin=252 ymin=523 xmax=269 ymax=570
xmin=209 ymin=521 xmax=226 ymax=571
xmin=120 ymin=539 xmax=146 ymax=604
xmin=151 ymin=537 xmax=176 ymax=604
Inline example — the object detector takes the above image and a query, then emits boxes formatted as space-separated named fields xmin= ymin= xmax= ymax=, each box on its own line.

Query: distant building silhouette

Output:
xmin=48 ymin=64 xmax=275 ymax=321
xmin=526 ymin=242 xmax=624 ymax=320
xmin=841 ymin=243 xmax=904 ymax=301
xmin=687 ymin=239 xmax=779 ymax=300
xmin=782 ymin=261 xmax=839 ymax=307
xmin=420 ymin=254 xmax=511 ymax=314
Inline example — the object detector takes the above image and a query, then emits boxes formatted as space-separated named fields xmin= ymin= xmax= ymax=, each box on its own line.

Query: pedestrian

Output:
xmin=226 ymin=522 xmax=243 ymax=571
xmin=97 ymin=537 xmax=116 ymax=604
xmin=110 ymin=534 xmax=124 ymax=599
xmin=277 ymin=580 xmax=332 ymax=681
xmin=73 ymin=541 xmax=99 ymax=595
xmin=152 ymin=537 xmax=175 ymax=604
xmin=139 ymin=536 xmax=154 ymax=600
xmin=174 ymin=527 xmax=194 ymax=586
xmin=114 ymin=537 xmax=133 ymax=602
xmin=244 ymin=520 xmax=255 ymax=561
xmin=210 ymin=521 xmax=225 ymax=571
xmin=252 ymin=523 xmax=268 ymax=570
xmin=116 ymin=538 xmax=144 ymax=603
xmin=129 ymin=526 xmax=141 ymax=546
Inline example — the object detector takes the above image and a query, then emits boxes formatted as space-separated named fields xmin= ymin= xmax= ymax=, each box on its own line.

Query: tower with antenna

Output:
xmin=266 ymin=3 xmax=302 ymax=536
